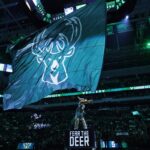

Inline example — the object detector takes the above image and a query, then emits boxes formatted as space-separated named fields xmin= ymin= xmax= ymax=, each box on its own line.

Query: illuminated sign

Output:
xmin=0 ymin=63 xmax=13 ymax=73
xmin=17 ymin=143 xmax=34 ymax=149
xmin=64 ymin=7 xmax=74 ymax=15
xmin=100 ymin=140 xmax=128 ymax=149
xmin=67 ymin=129 xmax=96 ymax=149
xmin=46 ymin=85 xmax=150 ymax=98
xmin=1 ymin=85 xmax=150 ymax=99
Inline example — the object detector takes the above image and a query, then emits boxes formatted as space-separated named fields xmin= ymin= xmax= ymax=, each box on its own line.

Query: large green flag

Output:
xmin=3 ymin=0 xmax=106 ymax=110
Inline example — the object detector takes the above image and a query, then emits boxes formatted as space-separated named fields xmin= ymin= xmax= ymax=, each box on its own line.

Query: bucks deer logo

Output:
xmin=32 ymin=17 xmax=82 ymax=85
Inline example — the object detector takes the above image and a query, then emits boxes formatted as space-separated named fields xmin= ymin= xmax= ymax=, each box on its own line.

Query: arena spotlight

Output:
xmin=25 ymin=0 xmax=40 ymax=7
xmin=125 ymin=15 xmax=129 ymax=20
xmin=25 ymin=0 xmax=31 ymax=11
xmin=32 ymin=0 xmax=38 ymax=6
xmin=146 ymin=42 xmax=150 ymax=49
xmin=25 ymin=0 xmax=35 ymax=11
xmin=122 ymin=15 xmax=129 ymax=23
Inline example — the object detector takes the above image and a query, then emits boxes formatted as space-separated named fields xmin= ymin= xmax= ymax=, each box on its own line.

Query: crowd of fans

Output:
xmin=0 ymin=105 xmax=150 ymax=150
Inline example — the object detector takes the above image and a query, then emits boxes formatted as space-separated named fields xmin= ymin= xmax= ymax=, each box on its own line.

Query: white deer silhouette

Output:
xmin=32 ymin=17 xmax=82 ymax=85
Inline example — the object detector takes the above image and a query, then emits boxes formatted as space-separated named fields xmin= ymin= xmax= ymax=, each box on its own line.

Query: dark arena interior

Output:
xmin=0 ymin=0 xmax=150 ymax=150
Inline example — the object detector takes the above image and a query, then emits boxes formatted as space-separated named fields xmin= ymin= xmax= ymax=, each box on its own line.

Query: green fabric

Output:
xmin=3 ymin=0 xmax=106 ymax=110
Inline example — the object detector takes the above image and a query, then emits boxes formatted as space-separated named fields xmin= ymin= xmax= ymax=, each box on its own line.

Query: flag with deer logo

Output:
xmin=3 ymin=0 xmax=106 ymax=110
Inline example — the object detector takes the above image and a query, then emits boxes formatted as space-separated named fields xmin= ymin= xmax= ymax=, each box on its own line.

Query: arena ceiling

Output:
xmin=0 ymin=0 xmax=138 ymax=53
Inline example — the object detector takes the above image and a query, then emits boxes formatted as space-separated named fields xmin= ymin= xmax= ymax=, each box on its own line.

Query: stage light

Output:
xmin=132 ymin=111 xmax=140 ymax=116
xmin=32 ymin=0 xmax=38 ymax=6
xmin=146 ymin=42 xmax=150 ymax=49
xmin=125 ymin=15 xmax=129 ymax=20
xmin=121 ymin=15 xmax=129 ymax=23
xmin=25 ymin=0 xmax=32 ymax=11
xmin=122 ymin=0 xmax=126 ymax=4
